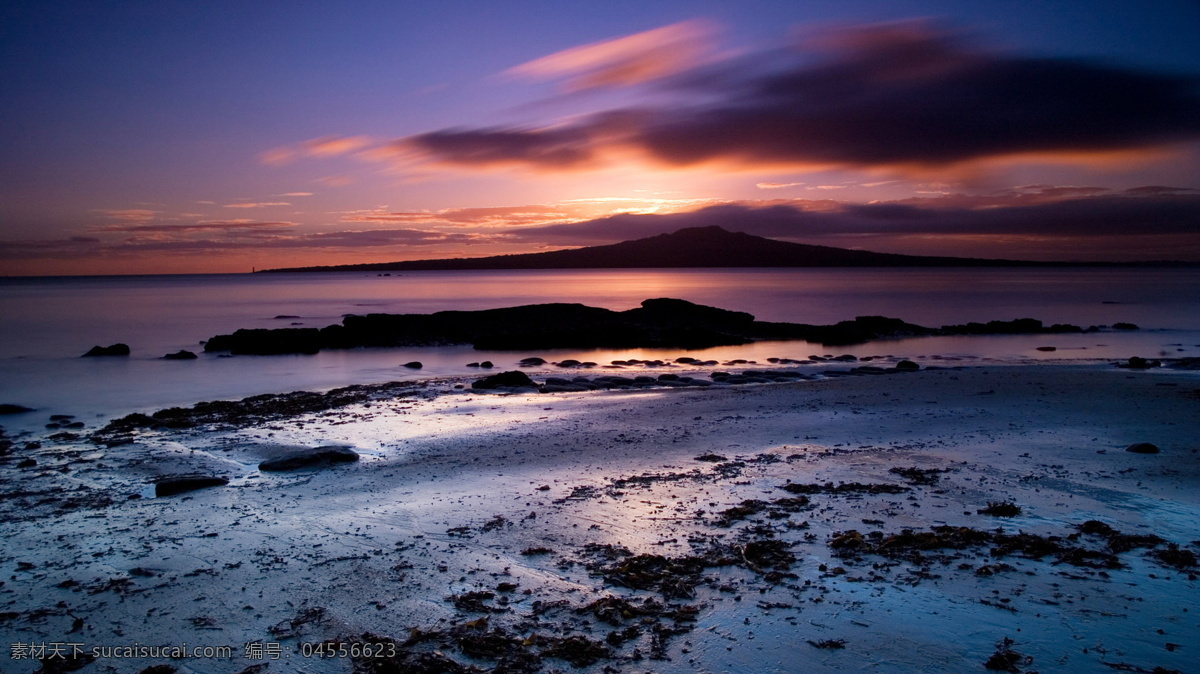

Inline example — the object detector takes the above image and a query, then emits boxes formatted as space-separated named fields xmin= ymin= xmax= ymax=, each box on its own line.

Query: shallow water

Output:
xmin=2 ymin=268 xmax=1198 ymax=432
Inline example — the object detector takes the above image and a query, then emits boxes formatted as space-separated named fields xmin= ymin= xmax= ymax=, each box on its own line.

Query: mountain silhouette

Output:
xmin=261 ymin=225 xmax=1048 ymax=272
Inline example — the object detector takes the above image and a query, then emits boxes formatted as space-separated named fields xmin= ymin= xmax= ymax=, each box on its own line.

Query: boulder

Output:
xmin=82 ymin=343 xmax=130 ymax=357
xmin=519 ymin=357 xmax=546 ymax=367
xmin=1112 ymin=322 xmax=1139 ymax=330
xmin=1118 ymin=357 xmax=1160 ymax=369
xmin=472 ymin=371 xmax=536 ymax=390
xmin=542 ymin=384 xmax=590 ymax=393
xmin=894 ymin=360 xmax=920 ymax=371
xmin=259 ymin=446 xmax=360 ymax=472
xmin=0 ymin=404 xmax=35 ymax=415
xmin=1125 ymin=442 xmax=1160 ymax=454
xmin=154 ymin=474 xmax=229 ymax=497
xmin=402 ymin=361 xmax=423 ymax=369
xmin=479 ymin=361 xmax=493 ymax=368
xmin=162 ymin=350 xmax=198 ymax=360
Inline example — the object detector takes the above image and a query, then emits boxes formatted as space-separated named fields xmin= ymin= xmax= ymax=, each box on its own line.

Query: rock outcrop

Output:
xmin=154 ymin=474 xmax=229 ymax=497
xmin=259 ymin=446 xmax=360 ymax=472
xmin=83 ymin=343 xmax=131 ymax=357
xmin=472 ymin=371 xmax=537 ymax=390
xmin=201 ymin=298 xmax=1108 ymax=355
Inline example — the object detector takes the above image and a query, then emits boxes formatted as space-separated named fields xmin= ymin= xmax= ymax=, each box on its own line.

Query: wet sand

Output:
xmin=1 ymin=364 xmax=1198 ymax=673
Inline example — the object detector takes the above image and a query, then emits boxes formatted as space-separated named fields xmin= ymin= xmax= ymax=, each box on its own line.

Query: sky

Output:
xmin=1 ymin=0 xmax=1199 ymax=275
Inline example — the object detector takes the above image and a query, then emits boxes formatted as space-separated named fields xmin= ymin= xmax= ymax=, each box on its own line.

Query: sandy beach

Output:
xmin=2 ymin=363 xmax=1198 ymax=673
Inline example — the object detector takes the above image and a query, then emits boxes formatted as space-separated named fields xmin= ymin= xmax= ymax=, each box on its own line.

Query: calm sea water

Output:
xmin=2 ymin=268 xmax=1198 ymax=433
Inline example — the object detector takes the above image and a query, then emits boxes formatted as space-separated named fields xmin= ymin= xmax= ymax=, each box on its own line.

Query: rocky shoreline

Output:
xmin=1 ymin=364 xmax=1197 ymax=673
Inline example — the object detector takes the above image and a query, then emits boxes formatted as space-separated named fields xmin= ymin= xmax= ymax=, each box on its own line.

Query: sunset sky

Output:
xmin=2 ymin=0 xmax=1199 ymax=275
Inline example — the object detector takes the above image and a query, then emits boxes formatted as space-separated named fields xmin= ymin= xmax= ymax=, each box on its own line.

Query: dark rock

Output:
xmin=259 ymin=446 xmax=360 ymax=472
xmin=154 ymin=474 xmax=229 ymax=497
xmin=472 ymin=371 xmax=536 ymax=390
xmin=0 ymin=404 xmax=35 ymax=415
xmin=1166 ymin=357 xmax=1200 ymax=370
xmin=758 ymin=315 xmax=935 ymax=346
xmin=204 ymin=328 xmax=321 ymax=355
xmin=894 ymin=360 xmax=920 ymax=371
xmin=1035 ymin=346 xmax=1056 ymax=352
xmin=200 ymin=296 xmax=1107 ymax=355
xmin=519 ymin=357 xmax=546 ymax=366
xmin=17 ymin=458 xmax=36 ymax=468
xmin=162 ymin=350 xmax=198 ymax=360
xmin=401 ymin=361 xmax=423 ymax=369
xmin=1112 ymin=322 xmax=1139 ymax=330
xmin=82 ymin=343 xmax=130 ymax=357
xmin=479 ymin=360 xmax=493 ymax=368
xmin=941 ymin=318 xmax=1082 ymax=336
xmin=1125 ymin=442 xmax=1160 ymax=454
xmin=1118 ymin=356 xmax=1160 ymax=369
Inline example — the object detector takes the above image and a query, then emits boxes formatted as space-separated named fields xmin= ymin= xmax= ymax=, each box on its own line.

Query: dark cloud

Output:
xmin=1 ymin=227 xmax=497 ymax=259
xmin=1012 ymin=186 xmax=1111 ymax=198
xmin=91 ymin=221 xmax=297 ymax=233
xmin=399 ymin=24 xmax=1200 ymax=171
xmin=1123 ymin=185 xmax=1197 ymax=195
xmin=404 ymin=126 xmax=595 ymax=168
xmin=291 ymin=229 xmax=486 ymax=248
xmin=0 ymin=237 xmax=101 ymax=258
xmin=105 ymin=228 xmax=491 ymax=252
xmin=516 ymin=190 xmax=1200 ymax=244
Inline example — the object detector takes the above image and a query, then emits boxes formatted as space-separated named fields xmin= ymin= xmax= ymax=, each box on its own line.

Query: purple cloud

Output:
xmin=395 ymin=23 xmax=1200 ymax=171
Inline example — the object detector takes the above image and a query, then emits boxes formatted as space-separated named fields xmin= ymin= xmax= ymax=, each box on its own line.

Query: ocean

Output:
xmin=2 ymin=267 xmax=1198 ymax=434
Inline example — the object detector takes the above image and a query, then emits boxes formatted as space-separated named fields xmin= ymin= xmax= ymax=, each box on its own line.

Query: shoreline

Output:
xmin=2 ymin=364 xmax=1198 ymax=673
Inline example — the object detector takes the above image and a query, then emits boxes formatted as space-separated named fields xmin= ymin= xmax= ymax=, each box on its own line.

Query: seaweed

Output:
xmin=448 ymin=591 xmax=504 ymax=613
xmin=779 ymin=481 xmax=908 ymax=495
xmin=888 ymin=466 xmax=948 ymax=485
xmin=978 ymin=501 xmax=1022 ymax=517
xmin=537 ymin=635 xmax=611 ymax=667
xmin=1150 ymin=544 xmax=1197 ymax=570
xmin=984 ymin=637 xmax=1033 ymax=672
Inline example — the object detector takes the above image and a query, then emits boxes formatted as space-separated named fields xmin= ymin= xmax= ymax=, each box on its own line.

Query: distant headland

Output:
xmin=257 ymin=226 xmax=1189 ymax=273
